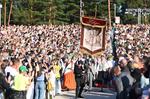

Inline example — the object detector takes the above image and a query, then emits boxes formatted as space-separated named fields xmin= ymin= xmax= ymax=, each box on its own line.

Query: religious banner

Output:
xmin=80 ymin=17 xmax=107 ymax=55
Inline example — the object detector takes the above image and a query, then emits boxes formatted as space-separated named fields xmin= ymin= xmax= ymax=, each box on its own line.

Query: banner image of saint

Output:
xmin=83 ymin=27 xmax=103 ymax=51
xmin=80 ymin=17 xmax=107 ymax=55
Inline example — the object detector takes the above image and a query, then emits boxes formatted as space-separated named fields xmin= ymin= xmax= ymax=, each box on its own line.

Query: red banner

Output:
xmin=82 ymin=17 xmax=107 ymax=26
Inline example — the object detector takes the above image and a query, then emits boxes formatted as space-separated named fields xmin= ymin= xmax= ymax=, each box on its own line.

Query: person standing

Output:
xmin=26 ymin=57 xmax=35 ymax=99
xmin=11 ymin=65 xmax=29 ymax=99
xmin=74 ymin=60 xmax=85 ymax=98
xmin=5 ymin=58 xmax=21 ymax=87
xmin=63 ymin=58 xmax=76 ymax=90
xmin=87 ymin=60 xmax=95 ymax=90
xmin=54 ymin=60 xmax=62 ymax=95
xmin=47 ymin=66 xmax=56 ymax=99
xmin=4 ymin=58 xmax=20 ymax=99
xmin=0 ymin=60 xmax=11 ymax=99
xmin=5 ymin=58 xmax=20 ymax=82
xmin=35 ymin=64 xmax=46 ymax=99
xmin=113 ymin=66 xmax=124 ymax=99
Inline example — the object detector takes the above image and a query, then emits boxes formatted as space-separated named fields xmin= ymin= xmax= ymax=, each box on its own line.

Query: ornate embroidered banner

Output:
xmin=80 ymin=17 xmax=107 ymax=55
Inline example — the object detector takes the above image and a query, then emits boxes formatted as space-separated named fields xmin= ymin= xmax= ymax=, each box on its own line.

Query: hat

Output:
xmin=19 ymin=66 xmax=28 ymax=72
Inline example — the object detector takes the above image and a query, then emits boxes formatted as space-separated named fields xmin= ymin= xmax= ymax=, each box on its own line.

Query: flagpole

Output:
xmin=80 ymin=0 xmax=84 ymax=22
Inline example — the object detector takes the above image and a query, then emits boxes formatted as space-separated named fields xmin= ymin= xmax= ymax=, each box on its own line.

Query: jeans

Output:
xmin=35 ymin=81 xmax=45 ymax=99
xmin=0 ymin=92 xmax=4 ymax=99
xmin=55 ymin=78 xmax=61 ymax=94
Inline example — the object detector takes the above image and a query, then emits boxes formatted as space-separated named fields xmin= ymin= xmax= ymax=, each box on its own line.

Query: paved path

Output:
xmin=55 ymin=88 xmax=116 ymax=99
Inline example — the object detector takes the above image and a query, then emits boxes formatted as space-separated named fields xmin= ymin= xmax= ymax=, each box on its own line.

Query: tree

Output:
xmin=7 ymin=0 xmax=13 ymax=26
xmin=63 ymin=0 xmax=80 ymax=23
xmin=1 ymin=0 xmax=150 ymax=25
xmin=12 ymin=0 xmax=51 ymax=25
xmin=50 ymin=0 xmax=64 ymax=24
xmin=83 ymin=0 xmax=108 ymax=19
xmin=3 ymin=0 xmax=7 ymax=27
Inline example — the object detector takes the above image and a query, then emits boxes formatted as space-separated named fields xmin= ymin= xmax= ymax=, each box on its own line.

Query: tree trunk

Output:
xmin=144 ymin=0 xmax=148 ymax=23
xmin=3 ymin=0 xmax=6 ymax=28
xmin=8 ymin=0 xmax=13 ymax=26
xmin=48 ymin=0 xmax=52 ymax=24
xmin=108 ymin=0 xmax=111 ymax=28
xmin=29 ymin=0 xmax=33 ymax=25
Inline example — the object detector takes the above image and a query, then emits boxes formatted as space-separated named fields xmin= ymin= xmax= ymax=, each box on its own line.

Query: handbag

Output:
xmin=47 ymin=81 xmax=53 ymax=91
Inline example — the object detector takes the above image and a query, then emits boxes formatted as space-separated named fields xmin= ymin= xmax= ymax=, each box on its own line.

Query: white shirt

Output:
xmin=5 ymin=66 xmax=19 ymax=87
xmin=107 ymin=60 xmax=115 ymax=69
xmin=5 ymin=66 xmax=18 ymax=77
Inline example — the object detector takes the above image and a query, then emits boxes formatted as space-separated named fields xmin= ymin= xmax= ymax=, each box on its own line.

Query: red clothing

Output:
xmin=63 ymin=71 xmax=76 ymax=90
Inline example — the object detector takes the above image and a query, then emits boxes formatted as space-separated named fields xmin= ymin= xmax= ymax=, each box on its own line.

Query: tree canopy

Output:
xmin=1 ymin=0 xmax=150 ymax=25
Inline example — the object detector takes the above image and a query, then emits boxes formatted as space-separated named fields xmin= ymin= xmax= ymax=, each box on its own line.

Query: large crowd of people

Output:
xmin=112 ymin=24 xmax=150 ymax=99
xmin=115 ymin=24 xmax=150 ymax=58
xmin=0 ymin=24 xmax=82 ymax=99
xmin=0 ymin=24 xmax=150 ymax=99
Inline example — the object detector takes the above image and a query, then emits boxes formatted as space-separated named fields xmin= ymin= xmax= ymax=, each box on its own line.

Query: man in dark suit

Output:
xmin=74 ymin=60 xmax=85 ymax=98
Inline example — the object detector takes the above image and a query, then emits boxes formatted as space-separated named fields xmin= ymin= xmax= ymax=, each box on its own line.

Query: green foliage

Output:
xmin=83 ymin=0 xmax=108 ymax=18
xmin=1 ymin=0 xmax=150 ymax=25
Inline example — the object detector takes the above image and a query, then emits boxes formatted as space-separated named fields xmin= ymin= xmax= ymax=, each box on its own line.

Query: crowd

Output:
xmin=112 ymin=24 xmax=150 ymax=99
xmin=114 ymin=24 xmax=150 ymax=58
xmin=0 ymin=24 xmax=150 ymax=99
xmin=0 ymin=24 xmax=81 ymax=99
